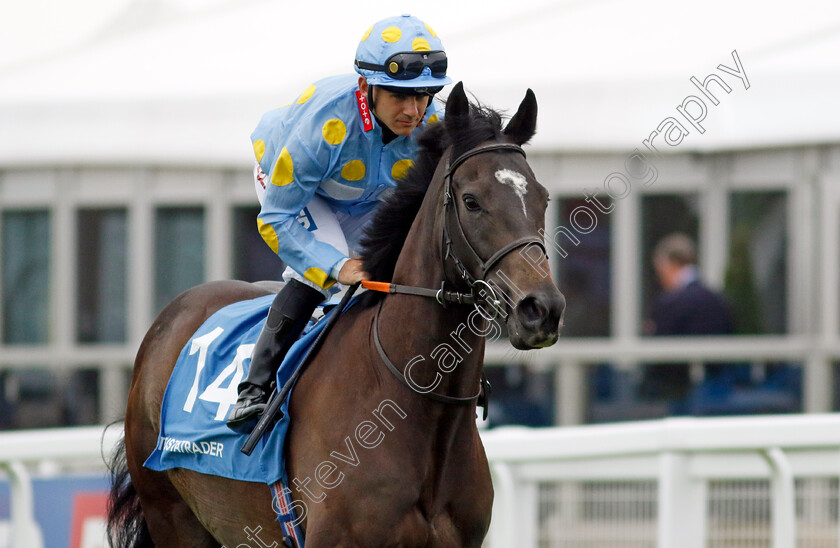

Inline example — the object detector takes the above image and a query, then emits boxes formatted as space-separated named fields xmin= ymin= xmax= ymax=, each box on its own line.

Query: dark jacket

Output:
xmin=653 ymin=280 xmax=733 ymax=336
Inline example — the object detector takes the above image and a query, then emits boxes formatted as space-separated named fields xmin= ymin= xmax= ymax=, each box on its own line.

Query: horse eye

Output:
xmin=463 ymin=194 xmax=481 ymax=212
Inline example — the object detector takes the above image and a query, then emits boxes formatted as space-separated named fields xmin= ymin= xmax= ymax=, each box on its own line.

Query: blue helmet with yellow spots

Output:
xmin=354 ymin=14 xmax=452 ymax=90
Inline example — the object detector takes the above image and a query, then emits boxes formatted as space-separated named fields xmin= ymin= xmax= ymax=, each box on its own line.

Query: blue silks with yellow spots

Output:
xmin=251 ymin=74 xmax=442 ymax=290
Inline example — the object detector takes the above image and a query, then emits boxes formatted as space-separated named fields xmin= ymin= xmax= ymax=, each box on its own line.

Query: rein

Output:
xmin=364 ymin=142 xmax=547 ymax=412
xmin=372 ymin=301 xmax=482 ymax=405
xmin=361 ymin=280 xmax=475 ymax=306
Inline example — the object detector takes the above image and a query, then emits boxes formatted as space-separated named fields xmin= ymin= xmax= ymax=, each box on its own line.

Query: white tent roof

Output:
xmin=2 ymin=0 xmax=840 ymax=167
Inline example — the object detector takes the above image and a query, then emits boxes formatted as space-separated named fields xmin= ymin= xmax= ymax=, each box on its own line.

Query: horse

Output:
xmin=107 ymin=81 xmax=565 ymax=547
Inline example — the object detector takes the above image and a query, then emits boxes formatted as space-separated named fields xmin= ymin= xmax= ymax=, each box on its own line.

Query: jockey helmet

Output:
xmin=354 ymin=14 xmax=452 ymax=94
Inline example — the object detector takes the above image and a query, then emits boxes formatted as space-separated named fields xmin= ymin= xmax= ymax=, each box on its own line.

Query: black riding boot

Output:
xmin=226 ymin=279 xmax=325 ymax=432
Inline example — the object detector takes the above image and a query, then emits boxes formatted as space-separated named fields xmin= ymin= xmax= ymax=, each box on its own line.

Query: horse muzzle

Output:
xmin=507 ymin=288 xmax=566 ymax=350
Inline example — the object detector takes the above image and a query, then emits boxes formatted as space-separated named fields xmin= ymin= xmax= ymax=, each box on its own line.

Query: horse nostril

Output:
xmin=516 ymin=296 xmax=548 ymax=327
xmin=516 ymin=292 xmax=566 ymax=334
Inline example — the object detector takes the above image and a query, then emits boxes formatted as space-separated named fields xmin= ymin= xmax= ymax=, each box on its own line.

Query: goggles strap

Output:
xmin=355 ymin=51 xmax=447 ymax=79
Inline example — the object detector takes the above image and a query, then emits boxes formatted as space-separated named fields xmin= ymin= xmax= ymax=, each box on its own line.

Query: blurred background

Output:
xmin=1 ymin=0 xmax=839 ymax=431
xmin=3 ymin=1 xmax=840 ymax=546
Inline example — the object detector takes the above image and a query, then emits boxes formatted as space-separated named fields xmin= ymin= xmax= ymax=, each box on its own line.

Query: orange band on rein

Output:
xmin=360 ymin=280 xmax=392 ymax=293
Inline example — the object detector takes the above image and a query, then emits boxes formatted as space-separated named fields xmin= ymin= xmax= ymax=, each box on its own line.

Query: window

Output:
xmin=231 ymin=206 xmax=286 ymax=282
xmin=640 ymin=193 xmax=700 ymax=329
xmin=554 ymin=198 xmax=611 ymax=337
xmin=154 ymin=207 xmax=205 ymax=314
xmin=2 ymin=210 xmax=50 ymax=344
xmin=725 ymin=191 xmax=788 ymax=334
xmin=484 ymin=365 xmax=555 ymax=427
xmin=77 ymin=209 xmax=127 ymax=343
xmin=0 ymin=368 xmax=103 ymax=429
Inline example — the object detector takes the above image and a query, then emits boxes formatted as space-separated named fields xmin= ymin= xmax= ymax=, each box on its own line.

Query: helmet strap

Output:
xmin=369 ymin=86 xmax=396 ymax=144
xmin=376 ymin=113 xmax=399 ymax=144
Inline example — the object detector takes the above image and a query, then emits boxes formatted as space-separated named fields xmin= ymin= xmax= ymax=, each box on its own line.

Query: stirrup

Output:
xmin=226 ymin=385 xmax=269 ymax=432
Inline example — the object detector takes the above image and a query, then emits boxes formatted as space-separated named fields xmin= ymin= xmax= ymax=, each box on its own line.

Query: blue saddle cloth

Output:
xmin=144 ymin=294 xmax=334 ymax=485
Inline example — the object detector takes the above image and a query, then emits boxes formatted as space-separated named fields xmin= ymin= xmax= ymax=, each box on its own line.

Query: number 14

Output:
xmin=182 ymin=327 xmax=255 ymax=421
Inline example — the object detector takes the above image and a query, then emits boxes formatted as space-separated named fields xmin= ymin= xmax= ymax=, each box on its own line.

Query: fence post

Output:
xmin=658 ymin=452 xmax=706 ymax=548
xmin=556 ymin=360 xmax=585 ymax=426
xmin=763 ymin=448 xmax=796 ymax=548
xmin=489 ymin=462 xmax=534 ymax=547
xmin=517 ymin=480 xmax=539 ymax=547
xmin=2 ymin=461 xmax=44 ymax=548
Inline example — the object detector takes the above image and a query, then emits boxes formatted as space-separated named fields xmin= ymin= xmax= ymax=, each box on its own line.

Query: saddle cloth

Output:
xmin=144 ymin=294 xmax=333 ymax=485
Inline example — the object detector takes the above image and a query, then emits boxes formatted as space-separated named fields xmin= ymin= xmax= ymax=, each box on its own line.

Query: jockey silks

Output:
xmin=251 ymin=74 xmax=441 ymax=290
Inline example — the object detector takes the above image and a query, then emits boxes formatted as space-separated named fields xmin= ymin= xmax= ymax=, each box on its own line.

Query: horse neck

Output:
xmin=377 ymin=163 xmax=486 ymax=419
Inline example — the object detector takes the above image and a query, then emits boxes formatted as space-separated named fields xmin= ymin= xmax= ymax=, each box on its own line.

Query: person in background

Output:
xmin=641 ymin=233 xmax=734 ymax=401
xmin=651 ymin=233 xmax=733 ymax=336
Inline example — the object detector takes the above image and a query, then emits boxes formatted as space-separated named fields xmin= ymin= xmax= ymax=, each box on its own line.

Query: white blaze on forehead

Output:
xmin=495 ymin=169 xmax=529 ymax=216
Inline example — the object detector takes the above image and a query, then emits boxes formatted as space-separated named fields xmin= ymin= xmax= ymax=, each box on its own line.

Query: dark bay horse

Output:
xmin=108 ymin=82 xmax=565 ymax=547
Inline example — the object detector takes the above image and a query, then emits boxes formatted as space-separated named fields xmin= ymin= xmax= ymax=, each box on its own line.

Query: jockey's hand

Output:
xmin=338 ymin=258 xmax=370 ymax=285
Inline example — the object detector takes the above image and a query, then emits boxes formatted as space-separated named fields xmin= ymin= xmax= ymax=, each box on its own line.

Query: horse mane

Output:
xmin=357 ymin=99 xmax=505 ymax=307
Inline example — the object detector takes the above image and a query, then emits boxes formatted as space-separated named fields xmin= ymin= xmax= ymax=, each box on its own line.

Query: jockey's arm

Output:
xmin=255 ymin=131 xmax=357 ymax=291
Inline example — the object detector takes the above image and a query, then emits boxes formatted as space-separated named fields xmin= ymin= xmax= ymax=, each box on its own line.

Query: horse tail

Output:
xmin=106 ymin=436 xmax=154 ymax=548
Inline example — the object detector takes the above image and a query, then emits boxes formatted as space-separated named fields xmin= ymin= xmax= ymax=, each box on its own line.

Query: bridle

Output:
xmin=441 ymin=142 xmax=547 ymax=318
xmin=369 ymin=141 xmax=549 ymax=409
xmin=365 ymin=142 xmax=548 ymax=317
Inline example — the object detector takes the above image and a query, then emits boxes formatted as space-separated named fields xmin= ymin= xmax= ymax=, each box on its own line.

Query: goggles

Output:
xmin=355 ymin=50 xmax=448 ymax=81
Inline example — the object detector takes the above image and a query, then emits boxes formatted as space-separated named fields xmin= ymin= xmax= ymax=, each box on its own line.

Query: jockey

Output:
xmin=227 ymin=14 xmax=452 ymax=431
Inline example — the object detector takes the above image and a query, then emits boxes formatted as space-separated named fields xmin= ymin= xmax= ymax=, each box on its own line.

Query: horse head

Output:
xmin=436 ymin=82 xmax=565 ymax=349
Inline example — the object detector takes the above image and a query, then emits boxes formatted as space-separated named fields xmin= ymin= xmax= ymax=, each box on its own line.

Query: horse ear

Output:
xmin=504 ymin=88 xmax=538 ymax=145
xmin=445 ymin=81 xmax=470 ymax=125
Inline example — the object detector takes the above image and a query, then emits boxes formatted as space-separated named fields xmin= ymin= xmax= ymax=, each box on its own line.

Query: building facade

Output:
xmin=2 ymin=144 xmax=838 ymax=428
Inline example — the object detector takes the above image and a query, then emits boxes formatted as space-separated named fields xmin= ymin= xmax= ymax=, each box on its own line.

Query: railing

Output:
xmin=4 ymin=333 xmax=838 ymax=429
xmin=0 ymin=426 xmax=122 ymax=548
xmin=4 ymin=415 xmax=840 ymax=547
xmin=483 ymin=414 xmax=840 ymax=547
xmin=483 ymin=335 xmax=840 ymax=424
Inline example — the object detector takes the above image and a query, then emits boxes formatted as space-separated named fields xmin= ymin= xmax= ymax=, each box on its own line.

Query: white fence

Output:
xmin=484 ymin=414 xmax=840 ymax=548
xmin=4 ymin=415 xmax=840 ymax=547
xmin=0 ymin=426 xmax=122 ymax=547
